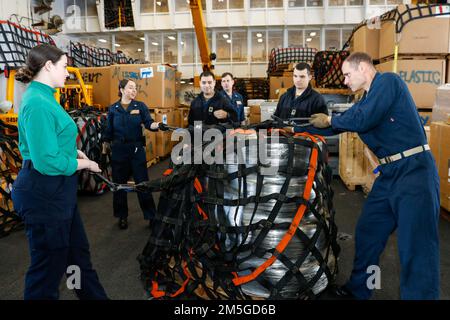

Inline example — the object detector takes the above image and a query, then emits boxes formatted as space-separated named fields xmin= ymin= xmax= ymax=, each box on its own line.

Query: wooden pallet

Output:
xmin=146 ymin=157 xmax=160 ymax=168
xmin=339 ymin=132 xmax=378 ymax=194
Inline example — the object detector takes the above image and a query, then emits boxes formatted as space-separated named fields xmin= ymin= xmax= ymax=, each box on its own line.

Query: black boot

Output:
xmin=119 ymin=217 xmax=128 ymax=230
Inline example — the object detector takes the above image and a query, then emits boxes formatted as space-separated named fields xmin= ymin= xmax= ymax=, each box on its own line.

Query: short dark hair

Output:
xmin=200 ymin=70 xmax=215 ymax=80
xmin=345 ymin=52 xmax=374 ymax=69
xmin=295 ymin=62 xmax=311 ymax=75
xmin=118 ymin=78 xmax=136 ymax=97
xmin=15 ymin=43 xmax=65 ymax=83
xmin=221 ymin=72 xmax=234 ymax=79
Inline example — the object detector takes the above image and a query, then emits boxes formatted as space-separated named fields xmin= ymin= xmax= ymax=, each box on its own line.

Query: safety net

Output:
xmin=0 ymin=20 xmax=54 ymax=71
xmin=312 ymin=51 xmax=350 ymax=89
xmin=137 ymin=122 xmax=340 ymax=300
xmin=69 ymin=41 xmax=138 ymax=68
xmin=69 ymin=108 xmax=112 ymax=195
xmin=267 ymin=48 xmax=318 ymax=76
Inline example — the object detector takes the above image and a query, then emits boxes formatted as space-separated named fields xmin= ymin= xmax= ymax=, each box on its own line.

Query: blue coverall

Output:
xmin=219 ymin=90 xmax=245 ymax=123
xmin=103 ymin=100 xmax=157 ymax=221
xmin=296 ymin=72 xmax=440 ymax=299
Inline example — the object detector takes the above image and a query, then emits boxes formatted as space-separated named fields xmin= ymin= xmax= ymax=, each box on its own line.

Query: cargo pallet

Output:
xmin=339 ymin=132 xmax=377 ymax=194
xmin=147 ymin=157 xmax=160 ymax=168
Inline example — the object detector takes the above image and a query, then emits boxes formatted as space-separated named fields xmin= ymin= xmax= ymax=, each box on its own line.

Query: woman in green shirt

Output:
xmin=11 ymin=43 xmax=108 ymax=300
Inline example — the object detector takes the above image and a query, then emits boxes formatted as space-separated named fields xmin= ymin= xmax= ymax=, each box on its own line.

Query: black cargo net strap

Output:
xmin=312 ymin=51 xmax=350 ymax=89
xmin=69 ymin=108 xmax=112 ymax=195
xmin=267 ymin=47 xmax=318 ymax=76
xmin=68 ymin=41 xmax=137 ymax=68
xmin=343 ymin=4 xmax=450 ymax=51
xmin=137 ymin=126 xmax=340 ymax=299
xmin=0 ymin=120 xmax=23 ymax=238
xmin=0 ymin=20 xmax=54 ymax=70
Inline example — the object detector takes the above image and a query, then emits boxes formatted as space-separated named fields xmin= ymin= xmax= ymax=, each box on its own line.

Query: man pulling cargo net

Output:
xmin=107 ymin=121 xmax=340 ymax=299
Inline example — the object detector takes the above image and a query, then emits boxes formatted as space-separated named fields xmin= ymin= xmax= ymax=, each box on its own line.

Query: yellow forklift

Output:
xmin=0 ymin=66 xmax=97 ymax=128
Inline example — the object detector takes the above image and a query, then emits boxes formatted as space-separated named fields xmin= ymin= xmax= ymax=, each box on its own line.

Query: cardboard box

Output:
xmin=249 ymin=105 xmax=261 ymax=115
xmin=144 ymin=130 xmax=157 ymax=161
xmin=249 ymin=114 xmax=261 ymax=124
xmin=153 ymin=108 xmax=177 ymax=126
xmin=269 ymin=76 xmax=293 ymax=99
xmin=376 ymin=59 xmax=446 ymax=108
xmin=79 ymin=66 xmax=113 ymax=108
xmin=379 ymin=5 xmax=450 ymax=59
xmin=352 ymin=25 xmax=380 ymax=60
xmin=432 ymin=84 xmax=450 ymax=122
xmin=418 ymin=111 xmax=433 ymax=127
xmin=111 ymin=64 xmax=176 ymax=108
xmin=430 ymin=122 xmax=450 ymax=211
xmin=79 ymin=64 xmax=176 ymax=109
xmin=156 ymin=131 xmax=173 ymax=157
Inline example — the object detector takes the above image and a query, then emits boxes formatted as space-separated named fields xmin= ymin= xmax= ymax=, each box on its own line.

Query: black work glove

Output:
xmin=158 ymin=122 xmax=170 ymax=131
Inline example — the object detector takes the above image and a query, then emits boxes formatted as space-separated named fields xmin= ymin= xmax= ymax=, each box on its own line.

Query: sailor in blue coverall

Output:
xmin=103 ymin=79 xmax=169 ymax=229
xmin=220 ymin=72 xmax=245 ymax=125
xmin=301 ymin=52 xmax=440 ymax=300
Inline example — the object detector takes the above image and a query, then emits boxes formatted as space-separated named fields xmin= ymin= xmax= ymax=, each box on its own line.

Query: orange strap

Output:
xmin=194 ymin=178 xmax=203 ymax=193
xmin=151 ymin=261 xmax=192 ymax=298
xmin=232 ymin=133 xmax=319 ymax=286
xmin=163 ymin=169 xmax=173 ymax=176
xmin=229 ymin=128 xmax=256 ymax=136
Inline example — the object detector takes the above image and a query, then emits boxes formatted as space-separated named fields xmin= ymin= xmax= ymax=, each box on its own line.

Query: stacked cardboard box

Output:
xmin=247 ymin=99 xmax=265 ymax=124
xmin=375 ymin=4 xmax=450 ymax=109
xmin=79 ymin=64 xmax=177 ymax=109
xmin=430 ymin=122 xmax=450 ymax=212
xmin=269 ymin=76 xmax=293 ymax=100
xmin=351 ymin=24 xmax=380 ymax=60
xmin=144 ymin=130 xmax=157 ymax=162
xmin=376 ymin=58 xmax=447 ymax=109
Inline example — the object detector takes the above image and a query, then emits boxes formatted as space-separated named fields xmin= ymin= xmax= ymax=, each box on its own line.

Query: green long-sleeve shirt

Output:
xmin=18 ymin=81 xmax=78 ymax=176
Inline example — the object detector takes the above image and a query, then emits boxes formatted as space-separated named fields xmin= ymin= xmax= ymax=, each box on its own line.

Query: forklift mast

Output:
xmin=189 ymin=0 xmax=216 ymax=72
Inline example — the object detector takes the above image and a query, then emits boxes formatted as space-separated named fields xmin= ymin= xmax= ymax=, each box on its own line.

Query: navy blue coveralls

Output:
xmin=219 ymin=90 xmax=245 ymax=123
xmin=297 ymin=72 xmax=440 ymax=299
xmin=103 ymin=100 xmax=157 ymax=221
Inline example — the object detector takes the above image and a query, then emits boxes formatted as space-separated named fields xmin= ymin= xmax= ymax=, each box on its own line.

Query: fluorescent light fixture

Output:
xmin=168 ymin=35 xmax=176 ymax=40
xmin=180 ymin=41 xmax=185 ymax=45
xmin=226 ymin=39 xmax=231 ymax=43
xmin=137 ymin=48 xmax=142 ymax=52
xmin=156 ymin=1 xmax=162 ymax=6
xmin=306 ymin=38 xmax=312 ymax=42
xmin=140 ymin=37 xmax=145 ymax=41
xmin=257 ymin=38 xmax=263 ymax=43
xmin=309 ymin=32 xmax=316 ymax=37
xmin=222 ymin=34 xmax=229 ymax=39
xmin=256 ymin=33 xmax=262 ymax=38
xmin=180 ymin=80 xmax=186 ymax=84
xmin=152 ymin=42 xmax=159 ymax=46
xmin=114 ymin=43 xmax=120 ymax=47
xmin=98 ymin=38 xmax=107 ymax=43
